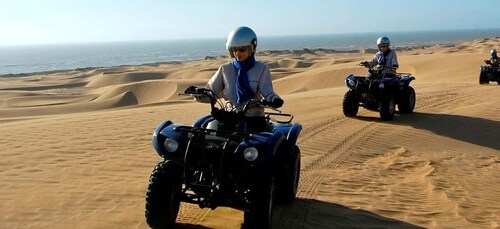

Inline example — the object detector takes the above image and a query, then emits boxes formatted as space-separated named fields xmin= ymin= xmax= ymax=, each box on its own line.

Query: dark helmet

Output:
xmin=225 ymin=26 xmax=257 ymax=58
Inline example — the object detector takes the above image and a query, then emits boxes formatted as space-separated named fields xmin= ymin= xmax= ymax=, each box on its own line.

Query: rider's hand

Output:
xmin=360 ymin=61 xmax=369 ymax=67
xmin=271 ymin=98 xmax=284 ymax=108
xmin=194 ymin=94 xmax=210 ymax=103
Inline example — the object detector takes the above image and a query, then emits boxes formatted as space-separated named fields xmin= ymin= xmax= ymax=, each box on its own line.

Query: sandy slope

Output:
xmin=1 ymin=37 xmax=499 ymax=229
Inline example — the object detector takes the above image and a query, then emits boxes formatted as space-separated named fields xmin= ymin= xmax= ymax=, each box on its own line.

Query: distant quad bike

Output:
xmin=343 ymin=64 xmax=416 ymax=121
xmin=479 ymin=61 xmax=500 ymax=85
xmin=145 ymin=86 xmax=302 ymax=229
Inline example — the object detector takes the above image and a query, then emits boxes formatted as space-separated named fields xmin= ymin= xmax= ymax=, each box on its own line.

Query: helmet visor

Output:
xmin=230 ymin=45 xmax=252 ymax=53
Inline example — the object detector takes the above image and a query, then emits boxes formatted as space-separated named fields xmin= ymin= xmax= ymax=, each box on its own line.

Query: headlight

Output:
xmin=163 ymin=138 xmax=179 ymax=152
xmin=347 ymin=79 xmax=355 ymax=87
xmin=243 ymin=147 xmax=259 ymax=161
xmin=378 ymin=82 xmax=385 ymax=89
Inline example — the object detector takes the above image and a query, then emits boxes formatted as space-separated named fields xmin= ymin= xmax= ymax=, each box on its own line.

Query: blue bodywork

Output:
xmin=345 ymin=74 xmax=415 ymax=95
xmin=152 ymin=115 xmax=301 ymax=165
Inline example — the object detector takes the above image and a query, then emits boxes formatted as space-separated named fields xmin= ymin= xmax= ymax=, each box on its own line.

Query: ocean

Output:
xmin=1 ymin=28 xmax=499 ymax=75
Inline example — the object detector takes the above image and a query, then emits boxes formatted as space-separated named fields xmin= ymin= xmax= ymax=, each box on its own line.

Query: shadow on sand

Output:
xmin=390 ymin=112 xmax=500 ymax=151
xmin=175 ymin=198 xmax=424 ymax=229
xmin=353 ymin=111 xmax=500 ymax=151
xmin=272 ymin=198 xmax=425 ymax=229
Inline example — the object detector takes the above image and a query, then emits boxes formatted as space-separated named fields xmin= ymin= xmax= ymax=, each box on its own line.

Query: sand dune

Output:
xmin=86 ymin=71 xmax=169 ymax=88
xmin=1 ymin=38 xmax=499 ymax=229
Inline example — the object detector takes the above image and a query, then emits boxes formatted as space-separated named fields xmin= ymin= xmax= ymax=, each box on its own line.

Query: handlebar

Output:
xmin=180 ymin=86 xmax=282 ymax=121
xmin=359 ymin=62 xmax=397 ymax=71
xmin=358 ymin=62 xmax=412 ymax=78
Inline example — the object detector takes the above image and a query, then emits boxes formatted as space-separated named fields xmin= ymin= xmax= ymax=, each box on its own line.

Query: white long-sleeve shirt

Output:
xmin=366 ymin=49 xmax=399 ymax=74
xmin=204 ymin=61 xmax=281 ymax=116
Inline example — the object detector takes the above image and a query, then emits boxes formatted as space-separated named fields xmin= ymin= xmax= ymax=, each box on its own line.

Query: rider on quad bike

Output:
xmin=343 ymin=36 xmax=416 ymax=120
xmin=145 ymin=87 xmax=302 ymax=229
xmin=484 ymin=49 xmax=500 ymax=67
xmin=360 ymin=36 xmax=399 ymax=75
xmin=195 ymin=26 xmax=284 ymax=133
xmin=145 ymin=27 xmax=302 ymax=229
xmin=479 ymin=49 xmax=500 ymax=85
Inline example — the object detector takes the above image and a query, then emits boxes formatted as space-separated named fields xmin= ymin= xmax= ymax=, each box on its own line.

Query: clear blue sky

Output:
xmin=1 ymin=0 xmax=499 ymax=45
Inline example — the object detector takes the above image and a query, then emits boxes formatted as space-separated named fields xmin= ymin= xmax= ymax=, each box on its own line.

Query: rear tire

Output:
xmin=243 ymin=176 xmax=275 ymax=229
xmin=145 ymin=161 xmax=182 ymax=229
xmin=380 ymin=95 xmax=396 ymax=121
xmin=342 ymin=90 xmax=359 ymax=117
xmin=398 ymin=86 xmax=416 ymax=114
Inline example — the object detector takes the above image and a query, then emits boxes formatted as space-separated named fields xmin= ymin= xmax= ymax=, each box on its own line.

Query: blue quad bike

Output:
xmin=479 ymin=61 xmax=500 ymax=85
xmin=145 ymin=86 xmax=302 ymax=229
xmin=343 ymin=64 xmax=416 ymax=121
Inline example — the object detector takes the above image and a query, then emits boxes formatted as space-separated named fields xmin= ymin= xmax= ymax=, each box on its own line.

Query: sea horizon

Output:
xmin=1 ymin=28 xmax=499 ymax=75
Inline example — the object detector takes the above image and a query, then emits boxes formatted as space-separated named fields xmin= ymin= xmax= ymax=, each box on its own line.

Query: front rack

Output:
xmin=173 ymin=126 xmax=252 ymax=140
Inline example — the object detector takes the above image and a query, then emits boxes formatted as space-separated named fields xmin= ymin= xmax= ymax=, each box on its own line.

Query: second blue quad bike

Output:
xmin=145 ymin=86 xmax=302 ymax=229
xmin=343 ymin=64 xmax=416 ymax=121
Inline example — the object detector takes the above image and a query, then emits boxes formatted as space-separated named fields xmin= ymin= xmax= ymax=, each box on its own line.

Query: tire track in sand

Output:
xmin=272 ymin=85 xmax=485 ymax=228
xmin=273 ymin=120 xmax=378 ymax=229
xmin=176 ymin=85 xmax=485 ymax=227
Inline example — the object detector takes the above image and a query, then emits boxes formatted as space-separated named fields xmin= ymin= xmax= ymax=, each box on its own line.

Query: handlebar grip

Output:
xmin=260 ymin=99 xmax=271 ymax=106
xmin=184 ymin=86 xmax=198 ymax=94
xmin=260 ymin=98 xmax=283 ymax=108
xmin=184 ymin=86 xmax=208 ymax=95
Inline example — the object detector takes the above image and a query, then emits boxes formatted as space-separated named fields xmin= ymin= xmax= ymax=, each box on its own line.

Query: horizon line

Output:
xmin=1 ymin=27 xmax=500 ymax=47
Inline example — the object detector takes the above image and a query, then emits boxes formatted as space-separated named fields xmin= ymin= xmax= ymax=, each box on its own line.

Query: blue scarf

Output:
xmin=377 ymin=50 xmax=390 ymax=66
xmin=232 ymin=55 xmax=256 ymax=104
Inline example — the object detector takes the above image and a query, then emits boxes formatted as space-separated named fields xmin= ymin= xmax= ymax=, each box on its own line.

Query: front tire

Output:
xmin=244 ymin=176 xmax=275 ymax=229
xmin=479 ymin=71 xmax=488 ymax=84
xmin=276 ymin=145 xmax=301 ymax=204
xmin=398 ymin=86 xmax=416 ymax=114
xmin=343 ymin=90 xmax=359 ymax=117
xmin=380 ymin=95 xmax=396 ymax=121
xmin=145 ymin=161 xmax=182 ymax=229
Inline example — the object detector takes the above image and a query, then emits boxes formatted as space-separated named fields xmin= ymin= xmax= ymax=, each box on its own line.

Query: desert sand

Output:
xmin=1 ymin=37 xmax=499 ymax=229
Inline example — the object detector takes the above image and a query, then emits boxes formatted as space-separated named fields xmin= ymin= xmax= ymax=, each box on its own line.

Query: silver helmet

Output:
xmin=491 ymin=49 xmax=497 ymax=57
xmin=226 ymin=26 xmax=257 ymax=57
xmin=376 ymin=36 xmax=391 ymax=48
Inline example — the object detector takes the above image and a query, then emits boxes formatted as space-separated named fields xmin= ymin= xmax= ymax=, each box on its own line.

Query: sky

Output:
xmin=1 ymin=0 xmax=500 ymax=46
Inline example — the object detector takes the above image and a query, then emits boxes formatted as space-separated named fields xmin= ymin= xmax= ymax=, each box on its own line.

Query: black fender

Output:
xmin=152 ymin=120 xmax=187 ymax=159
